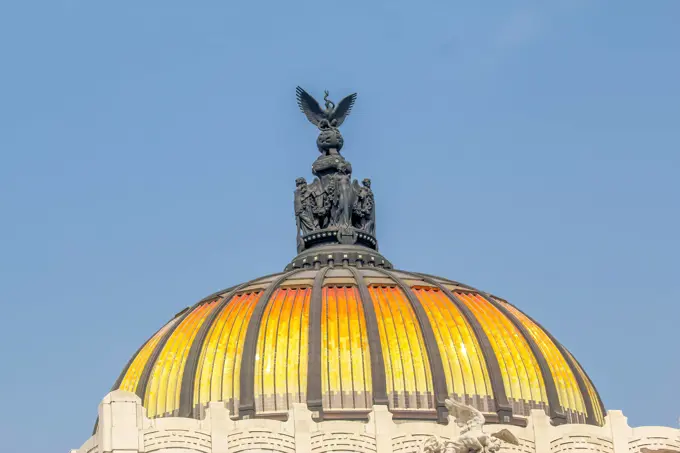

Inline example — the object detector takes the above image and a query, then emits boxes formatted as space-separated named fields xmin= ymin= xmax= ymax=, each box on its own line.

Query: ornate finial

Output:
xmin=291 ymin=86 xmax=381 ymax=257
xmin=287 ymin=86 xmax=390 ymax=270
xmin=295 ymin=86 xmax=357 ymax=155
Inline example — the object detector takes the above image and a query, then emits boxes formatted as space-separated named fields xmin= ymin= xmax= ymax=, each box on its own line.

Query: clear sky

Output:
xmin=1 ymin=2 xmax=679 ymax=452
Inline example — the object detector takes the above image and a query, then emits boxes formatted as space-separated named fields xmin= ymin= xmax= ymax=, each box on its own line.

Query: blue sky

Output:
xmin=1 ymin=2 xmax=679 ymax=452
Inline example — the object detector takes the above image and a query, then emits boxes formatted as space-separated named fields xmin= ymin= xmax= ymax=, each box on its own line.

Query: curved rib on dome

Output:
xmin=108 ymin=268 xmax=605 ymax=428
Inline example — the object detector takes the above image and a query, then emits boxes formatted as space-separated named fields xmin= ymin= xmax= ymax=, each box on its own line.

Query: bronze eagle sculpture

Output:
xmin=296 ymin=86 xmax=357 ymax=130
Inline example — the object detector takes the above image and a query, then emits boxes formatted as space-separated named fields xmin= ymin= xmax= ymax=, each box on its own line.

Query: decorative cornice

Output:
xmin=285 ymin=245 xmax=393 ymax=271
xmin=78 ymin=391 xmax=680 ymax=453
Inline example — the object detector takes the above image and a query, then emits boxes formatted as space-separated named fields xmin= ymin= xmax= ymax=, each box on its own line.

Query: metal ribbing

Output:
xmin=238 ymin=269 xmax=304 ymax=418
xmin=348 ymin=267 xmax=389 ymax=406
xmin=554 ymin=345 xmax=598 ymax=425
xmin=134 ymin=307 xmax=195 ymax=404
xmin=477 ymin=293 xmax=567 ymax=425
xmin=373 ymin=268 xmax=450 ymax=423
xmin=502 ymin=300 xmax=601 ymax=425
xmin=177 ymin=275 xmax=279 ymax=418
xmin=412 ymin=271 xmax=478 ymax=291
xmin=305 ymin=266 xmax=331 ymax=416
xmin=92 ymin=308 xmax=195 ymax=434
xmin=111 ymin=341 xmax=150 ymax=392
xmin=565 ymin=349 xmax=607 ymax=424
xmin=412 ymin=272 xmax=513 ymax=420
xmin=92 ymin=332 xmax=153 ymax=434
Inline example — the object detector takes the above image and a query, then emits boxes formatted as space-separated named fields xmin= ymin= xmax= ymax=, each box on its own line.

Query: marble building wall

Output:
xmin=71 ymin=391 xmax=680 ymax=453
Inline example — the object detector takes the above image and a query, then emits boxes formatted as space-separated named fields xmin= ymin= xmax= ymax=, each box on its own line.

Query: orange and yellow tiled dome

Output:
xmin=102 ymin=87 xmax=605 ymax=433
xmin=109 ymin=267 xmax=604 ymax=428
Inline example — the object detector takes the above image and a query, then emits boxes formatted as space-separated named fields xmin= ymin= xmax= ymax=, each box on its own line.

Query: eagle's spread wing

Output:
xmin=491 ymin=429 xmax=520 ymax=446
xmin=331 ymin=93 xmax=357 ymax=127
xmin=444 ymin=398 xmax=485 ymax=430
xmin=296 ymin=86 xmax=326 ymax=126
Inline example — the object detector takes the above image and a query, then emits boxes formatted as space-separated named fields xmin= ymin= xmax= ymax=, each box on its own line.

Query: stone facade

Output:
xmin=71 ymin=391 xmax=679 ymax=453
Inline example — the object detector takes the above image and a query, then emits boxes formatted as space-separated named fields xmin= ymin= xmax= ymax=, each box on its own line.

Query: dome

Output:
xmin=109 ymin=266 xmax=604 ymax=427
xmin=102 ymin=87 xmax=604 ymax=432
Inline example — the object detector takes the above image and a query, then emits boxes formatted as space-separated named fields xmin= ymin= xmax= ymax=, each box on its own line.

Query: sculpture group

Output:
xmin=294 ymin=87 xmax=376 ymax=251
xmin=294 ymin=173 xmax=375 ymax=236
xmin=421 ymin=399 xmax=520 ymax=453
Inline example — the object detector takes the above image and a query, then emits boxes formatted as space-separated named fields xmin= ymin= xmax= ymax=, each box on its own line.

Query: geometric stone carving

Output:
xmin=227 ymin=430 xmax=295 ymax=453
xmin=144 ymin=429 xmax=211 ymax=453
xmin=551 ymin=435 xmax=614 ymax=453
xmin=311 ymin=432 xmax=377 ymax=453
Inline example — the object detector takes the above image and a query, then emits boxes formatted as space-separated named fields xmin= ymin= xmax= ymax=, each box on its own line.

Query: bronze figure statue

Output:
xmin=332 ymin=162 xmax=355 ymax=228
xmin=353 ymin=178 xmax=375 ymax=235
xmin=313 ymin=177 xmax=334 ymax=229
xmin=296 ymin=86 xmax=357 ymax=155
xmin=294 ymin=177 xmax=319 ymax=250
